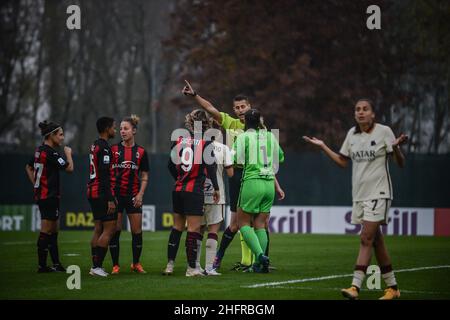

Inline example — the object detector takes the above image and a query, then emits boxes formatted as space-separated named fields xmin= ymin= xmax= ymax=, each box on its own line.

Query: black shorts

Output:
xmin=117 ymin=196 xmax=142 ymax=214
xmin=172 ymin=191 xmax=204 ymax=216
xmin=229 ymin=167 xmax=243 ymax=212
xmin=88 ymin=198 xmax=118 ymax=222
xmin=37 ymin=198 xmax=60 ymax=221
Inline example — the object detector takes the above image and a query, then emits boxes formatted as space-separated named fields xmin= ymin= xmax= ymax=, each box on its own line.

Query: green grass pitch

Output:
xmin=1 ymin=231 xmax=449 ymax=300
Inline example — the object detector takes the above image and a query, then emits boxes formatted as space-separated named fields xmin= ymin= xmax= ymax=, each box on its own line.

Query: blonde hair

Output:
xmin=123 ymin=114 xmax=140 ymax=129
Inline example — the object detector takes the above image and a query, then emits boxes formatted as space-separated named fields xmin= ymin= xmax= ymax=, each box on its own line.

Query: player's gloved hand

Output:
xmin=213 ymin=190 xmax=220 ymax=204
xmin=133 ymin=193 xmax=143 ymax=208
xmin=107 ymin=201 xmax=116 ymax=215
xmin=182 ymin=80 xmax=197 ymax=97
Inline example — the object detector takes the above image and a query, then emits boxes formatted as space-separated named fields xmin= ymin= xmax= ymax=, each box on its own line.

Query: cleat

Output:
xmin=186 ymin=266 xmax=205 ymax=277
xmin=258 ymin=254 xmax=270 ymax=273
xmin=51 ymin=264 xmax=66 ymax=272
xmin=341 ymin=286 xmax=359 ymax=300
xmin=111 ymin=265 xmax=120 ymax=275
xmin=205 ymin=268 xmax=221 ymax=276
xmin=230 ymin=262 xmax=251 ymax=271
xmin=212 ymin=256 xmax=222 ymax=270
xmin=379 ymin=288 xmax=401 ymax=300
xmin=89 ymin=267 xmax=109 ymax=277
xmin=37 ymin=266 xmax=55 ymax=273
xmin=196 ymin=263 xmax=205 ymax=274
xmin=162 ymin=261 xmax=174 ymax=276
xmin=131 ymin=263 xmax=147 ymax=274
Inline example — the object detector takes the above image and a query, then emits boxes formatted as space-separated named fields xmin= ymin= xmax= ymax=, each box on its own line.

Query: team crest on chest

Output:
xmin=136 ymin=151 xmax=140 ymax=159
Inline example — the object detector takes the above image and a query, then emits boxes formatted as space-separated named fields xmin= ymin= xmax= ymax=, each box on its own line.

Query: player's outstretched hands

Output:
xmin=64 ymin=146 xmax=72 ymax=155
xmin=393 ymin=134 xmax=408 ymax=147
xmin=182 ymin=80 xmax=197 ymax=97
xmin=303 ymin=136 xmax=325 ymax=148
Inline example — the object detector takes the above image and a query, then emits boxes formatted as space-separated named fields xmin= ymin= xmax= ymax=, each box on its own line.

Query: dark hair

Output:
xmin=185 ymin=109 xmax=213 ymax=133
xmin=233 ymin=94 xmax=250 ymax=103
xmin=122 ymin=114 xmax=140 ymax=129
xmin=96 ymin=117 xmax=115 ymax=134
xmin=356 ymin=98 xmax=376 ymax=113
xmin=38 ymin=120 xmax=61 ymax=137
xmin=244 ymin=108 xmax=262 ymax=130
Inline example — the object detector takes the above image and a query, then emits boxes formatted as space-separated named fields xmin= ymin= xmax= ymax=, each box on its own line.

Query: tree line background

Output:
xmin=1 ymin=0 xmax=449 ymax=155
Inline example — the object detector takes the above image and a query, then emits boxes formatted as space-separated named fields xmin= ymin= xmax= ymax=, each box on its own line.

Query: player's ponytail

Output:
xmin=123 ymin=114 xmax=140 ymax=130
xmin=39 ymin=120 xmax=62 ymax=137
xmin=244 ymin=109 xmax=262 ymax=130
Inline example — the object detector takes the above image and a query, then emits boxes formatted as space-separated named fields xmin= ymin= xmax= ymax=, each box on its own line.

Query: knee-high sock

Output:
xmin=240 ymin=231 xmax=253 ymax=266
xmin=255 ymin=228 xmax=268 ymax=256
xmin=239 ymin=226 xmax=263 ymax=260
xmin=381 ymin=265 xmax=398 ymax=290
xmin=37 ymin=232 xmax=50 ymax=268
xmin=167 ymin=228 xmax=182 ymax=262
xmin=352 ymin=265 xmax=368 ymax=290
xmin=186 ymin=232 xmax=202 ymax=268
xmin=196 ymin=231 xmax=204 ymax=268
xmin=109 ymin=230 xmax=121 ymax=266
xmin=216 ymin=227 xmax=237 ymax=259
xmin=91 ymin=246 xmax=96 ymax=268
xmin=265 ymin=228 xmax=270 ymax=256
xmin=48 ymin=232 xmax=61 ymax=265
xmin=205 ymin=233 xmax=218 ymax=270
xmin=94 ymin=246 xmax=108 ymax=268
xmin=132 ymin=232 xmax=143 ymax=264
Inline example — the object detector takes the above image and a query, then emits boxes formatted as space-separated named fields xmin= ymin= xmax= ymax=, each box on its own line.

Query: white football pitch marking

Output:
xmin=268 ymin=286 xmax=450 ymax=295
xmin=242 ymin=265 xmax=450 ymax=288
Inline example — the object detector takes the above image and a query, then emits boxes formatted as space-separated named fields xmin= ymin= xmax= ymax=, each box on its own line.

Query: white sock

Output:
xmin=196 ymin=239 xmax=202 ymax=269
xmin=382 ymin=271 xmax=397 ymax=288
xmin=351 ymin=270 xmax=366 ymax=289
xmin=205 ymin=237 xmax=218 ymax=271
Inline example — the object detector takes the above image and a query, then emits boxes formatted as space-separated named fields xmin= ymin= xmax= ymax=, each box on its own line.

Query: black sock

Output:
xmin=91 ymin=246 xmax=96 ymax=268
xmin=132 ymin=232 xmax=143 ymax=264
xmin=48 ymin=232 xmax=61 ymax=265
xmin=216 ymin=227 xmax=237 ymax=259
xmin=109 ymin=231 xmax=121 ymax=266
xmin=389 ymin=285 xmax=399 ymax=290
xmin=37 ymin=232 xmax=49 ymax=268
xmin=167 ymin=228 xmax=182 ymax=262
xmin=94 ymin=246 xmax=108 ymax=268
xmin=265 ymin=228 xmax=270 ymax=257
xmin=186 ymin=232 xmax=200 ymax=268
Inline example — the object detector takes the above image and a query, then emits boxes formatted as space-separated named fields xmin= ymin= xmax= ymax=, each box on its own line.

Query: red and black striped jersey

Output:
xmin=111 ymin=143 xmax=149 ymax=197
xmin=87 ymin=138 xmax=115 ymax=201
xmin=168 ymin=135 xmax=219 ymax=195
xmin=28 ymin=144 xmax=69 ymax=201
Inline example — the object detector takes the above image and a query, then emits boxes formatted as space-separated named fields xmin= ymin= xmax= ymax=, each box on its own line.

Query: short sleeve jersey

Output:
xmin=339 ymin=123 xmax=396 ymax=201
xmin=204 ymin=141 xmax=233 ymax=204
xmin=233 ymin=129 xmax=284 ymax=181
xmin=29 ymin=144 xmax=69 ymax=201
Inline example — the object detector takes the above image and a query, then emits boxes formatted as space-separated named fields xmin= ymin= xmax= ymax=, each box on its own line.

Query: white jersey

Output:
xmin=339 ymin=123 xmax=396 ymax=202
xmin=204 ymin=141 xmax=233 ymax=204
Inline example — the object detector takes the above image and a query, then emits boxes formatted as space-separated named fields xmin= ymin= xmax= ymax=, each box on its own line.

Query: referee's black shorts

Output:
xmin=229 ymin=167 xmax=243 ymax=213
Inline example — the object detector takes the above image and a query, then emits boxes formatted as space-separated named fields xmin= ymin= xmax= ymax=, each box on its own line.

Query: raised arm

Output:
xmin=182 ymin=80 xmax=222 ymax=124
xmin=303 ymin=136 xmax=349 ymax=168
xmin=391 ymin=134 xmax=408 ymax=168
xmin=63 ymin=146 xmax=74 ymax=173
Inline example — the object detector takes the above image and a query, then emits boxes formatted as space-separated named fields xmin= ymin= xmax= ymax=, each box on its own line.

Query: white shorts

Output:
xmin=351 ymin=199 xmax=391 ymax=225
xmin=202 ymin=204 xmax=225 ymax=226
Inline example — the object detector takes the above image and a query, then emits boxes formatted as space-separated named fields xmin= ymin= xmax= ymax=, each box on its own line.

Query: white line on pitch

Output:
xmin=242 ymin=265 xmax=450 ymax=288
xmin=269 ymin=286 xmax=450 ymax=295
